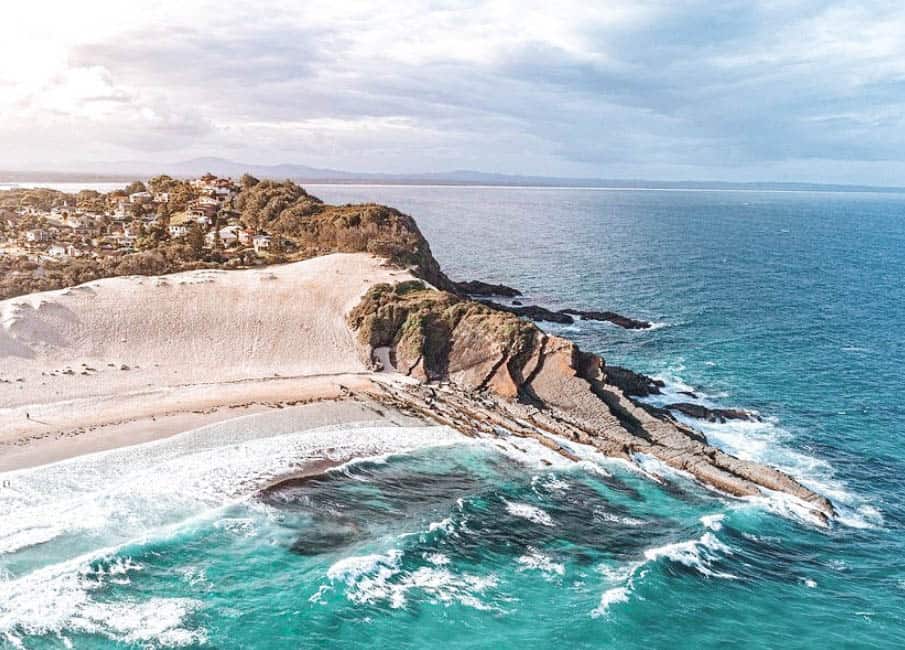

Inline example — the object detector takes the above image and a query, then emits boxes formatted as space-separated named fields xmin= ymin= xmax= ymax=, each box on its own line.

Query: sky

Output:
xmin=2 ymin=1 xmax=905 ymax=184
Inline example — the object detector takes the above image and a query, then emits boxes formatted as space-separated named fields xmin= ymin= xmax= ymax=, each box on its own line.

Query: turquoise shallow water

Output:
xmin=3 ymin=187 xmax=905 ymax=647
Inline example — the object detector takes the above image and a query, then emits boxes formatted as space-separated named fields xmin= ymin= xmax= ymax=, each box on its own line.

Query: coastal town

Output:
xmin=0 ymin=173 xmax=330 ymax=299
xmin=0 ymin=173 xmax=280 ymax=265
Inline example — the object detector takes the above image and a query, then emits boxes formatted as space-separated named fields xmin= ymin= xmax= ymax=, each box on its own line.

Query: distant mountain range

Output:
xmin=3 ymin=157 xmax=905 ymax=193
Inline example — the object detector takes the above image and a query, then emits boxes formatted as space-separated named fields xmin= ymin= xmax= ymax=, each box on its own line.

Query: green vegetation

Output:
xmin=0 ymin=176 xmax=451 ymax=300
xmin=348 ymin=281 xmax=536 ymax=380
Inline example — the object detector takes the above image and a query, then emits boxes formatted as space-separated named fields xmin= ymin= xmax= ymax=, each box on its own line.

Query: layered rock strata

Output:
xmin=349 ymin=280 xmax=835 ymax=523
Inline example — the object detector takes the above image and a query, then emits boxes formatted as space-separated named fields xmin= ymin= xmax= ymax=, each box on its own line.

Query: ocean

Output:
xmin=3 ymin=186 xmax=904 ymax=648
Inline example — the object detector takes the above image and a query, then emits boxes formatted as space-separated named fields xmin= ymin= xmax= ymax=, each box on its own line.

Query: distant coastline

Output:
xmin=4 ymin=164 xmax=905 ymax=195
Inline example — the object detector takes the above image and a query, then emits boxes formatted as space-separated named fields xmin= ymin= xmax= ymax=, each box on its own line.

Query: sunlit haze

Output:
xmin=3 ymin=1 xmax=905 ymax=183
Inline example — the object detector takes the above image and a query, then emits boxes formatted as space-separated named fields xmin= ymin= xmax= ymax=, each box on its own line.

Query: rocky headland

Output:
xmin=0 ymin=181 xmax=835 ymax=523
xmin=346 ymin=279 xmax=834 ymax=523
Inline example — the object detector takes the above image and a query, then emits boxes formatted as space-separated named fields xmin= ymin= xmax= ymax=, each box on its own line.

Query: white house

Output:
xmin=64 ymin=214 xmax=84 ymax=229
xmin=252 ymin=234 xmax=272 ymax=253
xmin=25 ymin=229 xmax=49 ymax=242
xmin=129 ymin=191 xmax=153 ymax=204
xmin=47 ymin=244 xmax=68 ymax=258
xmin=113 ymin=200 xmax=130 ymax=221
xmin=169 ymin=224 xmax=189 ymax=238
xmin=205 ymin=226 xmax=239 ymax=247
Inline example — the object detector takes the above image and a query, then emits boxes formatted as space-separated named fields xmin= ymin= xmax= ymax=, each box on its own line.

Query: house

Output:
xmin=64 ymin=214 xmax=84 ymax=229
xmin=205 ymin=226 xmax=239 ymax=248
xmin=189 ymin=211 xmax=212 ymax=227
xmin=113 ymin=232 xmax=136 ymax=246
xmin=153 ymin=192 xmax=170 ymax=204
xmin=113 ymin=200 xmax=130 ymax=221
xmin=169 ymin=224 xmax=189 ymax=238
xmin=25 ymin=229 xmax=49 ymax=242
xmin=252 ymin=234 xmax=272 ymax=253
xmin=48 ymin=244 xmax=68 ymax=258
xmin=238 ymin=229 xmax=254 ymax=246
xmin=129 ymin=191 xmax=153 ymax=204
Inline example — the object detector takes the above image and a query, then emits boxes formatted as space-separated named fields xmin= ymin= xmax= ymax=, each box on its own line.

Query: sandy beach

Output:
xmin=0 ymin=253 xmax=421 ymax=471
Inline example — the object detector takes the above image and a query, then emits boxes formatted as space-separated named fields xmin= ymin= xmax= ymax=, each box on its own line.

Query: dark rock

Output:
xmin=453 ymin=280 xmax=522 ymax=297
xmin=560 ymin=309 xmax=652 ymax=330
xmin=512 ymin=300 xmax=523 ymax=305
xmin=480 ymin=301 xmax=575 ymax=324
xmin=604 ymin=365 xmax=664 ymax=397
xmin=666 ymin=402 xmax=761 ymax=423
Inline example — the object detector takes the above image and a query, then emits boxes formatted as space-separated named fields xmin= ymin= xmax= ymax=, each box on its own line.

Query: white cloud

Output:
xmin=2 ymin=1 xmax=905 ymax=182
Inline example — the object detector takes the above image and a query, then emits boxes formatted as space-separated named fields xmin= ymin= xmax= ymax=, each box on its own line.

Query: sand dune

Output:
xmin=0 ymin=253 xmax=415 ymax=467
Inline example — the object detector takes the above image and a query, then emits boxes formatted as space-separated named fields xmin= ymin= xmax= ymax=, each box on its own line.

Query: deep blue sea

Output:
xmin=3 ymin=186 xmax=904 ymax=648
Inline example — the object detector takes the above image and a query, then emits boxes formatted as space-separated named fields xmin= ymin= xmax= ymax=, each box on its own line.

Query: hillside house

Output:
xmin=205 ymin=226 xmax=239 ymax=248
xmin=252 ymin=234 xmax=272 ymax=253
xmin=25 ymin=229 xmax=49 ymax=242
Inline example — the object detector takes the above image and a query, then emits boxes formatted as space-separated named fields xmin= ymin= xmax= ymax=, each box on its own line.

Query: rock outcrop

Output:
xmin=480 ymin=301 xmax=574 ymax=324
xmin=480 ymin=300 xmax=652 ymax=330
xmin=603 ymin=365 xmax=665 ymax=397
xmin=666 ymin=402 xmax=761 ymax=423
xmin=560 ymin=308 xmax=652 ymax=330
xmin=349 ymin=281 xmax=836 ymax=523
xmin=453 ymin=280 xmax=522 ymax=297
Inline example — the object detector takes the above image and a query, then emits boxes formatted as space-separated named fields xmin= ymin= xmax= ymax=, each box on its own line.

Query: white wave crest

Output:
xmin=700 ymin=513 xmax=725 ymax=531
xmin=591 ymin=586 xmax=630 ymax=618
xmin=517 ymin=548 xmax=565 ymax=578
xmin=326 ymin=550 xmax=498 ymax=611
xmin=643 ymin=532 xmax=736 ymax=579
xmin=0 ymin=552 xmax=205 ymax=648
xmin=504 ymin=500 xmax=555 ymax=527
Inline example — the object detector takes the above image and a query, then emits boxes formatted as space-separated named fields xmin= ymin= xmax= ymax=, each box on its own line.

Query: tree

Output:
xmin=148 ymin=175 xmax=177 ymax=194
xmin=241 ymin=174 xmax=260 ymax=190
xmin=168 ymin=182 xmax=196 ymax=211
xmin=186 ymin=223 xmax=205 ymax=256
xmin=156 ymin=203 xmax=171 ymax=226
xmin=125 ymin=181 xmax=147 ymax=195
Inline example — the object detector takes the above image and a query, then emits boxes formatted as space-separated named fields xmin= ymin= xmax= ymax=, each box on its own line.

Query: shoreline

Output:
xmin=0 ymin=384 xmax=439 ymax=475
xmin=0 ymin=375 xmax=418 ymax=473
xmin=0 ymin=375 xmax=370 ymax=472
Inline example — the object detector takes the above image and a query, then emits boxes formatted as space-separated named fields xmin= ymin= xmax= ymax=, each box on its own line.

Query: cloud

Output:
xmin=3 ymin=1 xmax=905 ymax=182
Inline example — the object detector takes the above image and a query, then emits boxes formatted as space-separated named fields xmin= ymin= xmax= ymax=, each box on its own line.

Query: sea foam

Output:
xmin=641 ymin=373 xmax=881 ymax=529
xmin=0 ymin=418 xmax=469 ymax=645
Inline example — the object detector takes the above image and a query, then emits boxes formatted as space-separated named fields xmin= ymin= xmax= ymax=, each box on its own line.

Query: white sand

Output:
xmin=0 ymin=253 xmax=418 ymax=469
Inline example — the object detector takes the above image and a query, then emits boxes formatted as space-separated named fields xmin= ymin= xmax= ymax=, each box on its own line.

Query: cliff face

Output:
xmin=278 ymin=204 xmax=452 ymax=291
xmin=236 ymin=181 xmax=451 ymax=290
xmin=349 ymin=280 xmax=835 ymax=522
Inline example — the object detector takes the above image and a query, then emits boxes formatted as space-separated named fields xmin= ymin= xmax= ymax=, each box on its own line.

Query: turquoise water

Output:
xmin=3 ymin=187 xmax=905 ymax=647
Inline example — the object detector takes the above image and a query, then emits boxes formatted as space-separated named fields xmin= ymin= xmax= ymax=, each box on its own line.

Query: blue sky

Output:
xmin=2 ymin=1 xmax=905 ymax=183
